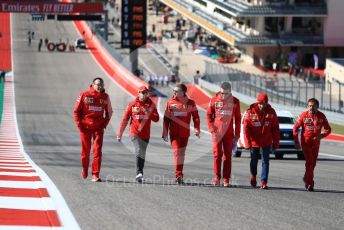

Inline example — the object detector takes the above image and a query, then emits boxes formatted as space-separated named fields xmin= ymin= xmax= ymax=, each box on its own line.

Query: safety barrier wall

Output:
xmin=198 ymin=77 xmax=344 ymax=125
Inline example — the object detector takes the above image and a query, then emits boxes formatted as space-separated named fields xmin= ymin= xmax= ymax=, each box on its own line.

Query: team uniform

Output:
xmin=117 ymin=96 xmax=159 ymax=176
xmin=293 ymin=110 xmax=331 ymax=189
xmin=244 ymin=100 xmax=279 ymax=187
xmin=74 ymin=86 xmax=112 ymax=180
xmin=206 ymin=92 xmax=241 ymax=185
xmin=162 ymin=97 xmax=200 ymax=181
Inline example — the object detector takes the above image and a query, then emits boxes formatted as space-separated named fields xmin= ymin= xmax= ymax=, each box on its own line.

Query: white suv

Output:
xmin=235 ymin=110 xmax=304 ymax=160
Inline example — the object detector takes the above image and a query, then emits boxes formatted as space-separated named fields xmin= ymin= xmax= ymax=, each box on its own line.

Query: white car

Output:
xmin=235 ymin=110 xmax=303 ymax=159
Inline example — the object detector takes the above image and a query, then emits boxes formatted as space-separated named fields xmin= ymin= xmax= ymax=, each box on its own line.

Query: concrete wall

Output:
xmin=199 ymin=77 xmax=344 ymax=125
xmin=325 ymin=59 xmax=344 ymax=96
xmin=324 ymin=0 xmax=344 ymax=46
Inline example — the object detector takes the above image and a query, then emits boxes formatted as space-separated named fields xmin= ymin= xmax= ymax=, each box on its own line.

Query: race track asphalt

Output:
xmin=12 ymin=14 xmax=344 ymax=230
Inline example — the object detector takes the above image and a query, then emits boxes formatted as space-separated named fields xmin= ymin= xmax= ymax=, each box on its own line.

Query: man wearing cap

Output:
xmin=74 ymin=78 xmax=113 ymax=182
xmin=206 ymin=82 xmax=241 ymax=187
xmin=162 ymin=83 xmax=200 ymax=184
xmin=243 ymin=92 xmax=279 ymax=189
xmin=293 ymin=98 xmax=331 ymax=191
xmin=117 ymin=86 xmax=159 ymax=182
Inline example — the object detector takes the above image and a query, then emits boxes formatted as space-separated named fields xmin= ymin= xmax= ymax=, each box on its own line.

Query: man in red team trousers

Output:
xmin=116 ymin=86 xmax=159 ymax=182
xmin=244 ymin=93 xmax=279 ymax=189
xmin=74 ymin=78 xmax=113 ymax=182
xmin=293 ymin=98 xmax=331 ymax=191
xmin=206 ymin=82 xmax=241 ymax=187
xmin=162 ymin=83 xmax=200 ymax=184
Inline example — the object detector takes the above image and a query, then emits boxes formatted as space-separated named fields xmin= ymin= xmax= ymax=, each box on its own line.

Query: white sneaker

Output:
xmin=136 ymin=173 xmax=144 ymax=183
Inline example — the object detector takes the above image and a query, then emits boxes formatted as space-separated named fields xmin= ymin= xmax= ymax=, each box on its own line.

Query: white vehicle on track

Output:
xmin=235 ymin=110 xmax=303 ymax=159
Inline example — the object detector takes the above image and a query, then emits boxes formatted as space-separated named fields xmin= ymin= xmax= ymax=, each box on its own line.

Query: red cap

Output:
xmin=138 ymin=86 xmax=149 ymax=93
xmin=257 ymin=93 xmax=268 ymax=103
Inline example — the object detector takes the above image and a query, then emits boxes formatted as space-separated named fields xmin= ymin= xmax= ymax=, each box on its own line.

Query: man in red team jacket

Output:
xmin=206 ymin=82 xmax=241 ymax=187
xmin=293 ymin=98 xmax=331 ymax=191
xmin=244 ymin=93 xmax=279 ymax=189
xmin=162 ymin=83 xmax=200 ymax=184
xmin=74 ymin=78 xmax=113 ymax=182
xmin=117 ymin=86 xmax=159 ymax=182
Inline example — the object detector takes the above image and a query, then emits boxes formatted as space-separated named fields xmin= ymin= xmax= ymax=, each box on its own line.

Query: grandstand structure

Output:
xmin=159 ymin=0 xmax=344 ymax=67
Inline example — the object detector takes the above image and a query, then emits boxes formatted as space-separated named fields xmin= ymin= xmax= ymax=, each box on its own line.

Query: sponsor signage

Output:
xmin=0 ymin=1 xmax=104 ymax=13
xmin=121 ymin=0 xmax=147 ymax=49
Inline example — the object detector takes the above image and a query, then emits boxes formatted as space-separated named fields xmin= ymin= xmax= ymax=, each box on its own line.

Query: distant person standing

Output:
xmin=193 ymin=70 xmax=201 ymax=85
xmin=206 ymin=82 xmax=241 ymax=187
xmin=293 ymin=98 xmax=331 ymax=191
xmin=38 ymin=39 xmax=43 ymax=52
xmin=28 ymin=31 xmax=31 ymax=46
xmin=117 ymin=86 xmax=159 ymax=182
xmin=164 ymin=75 xmax=169 ymax=86
xmin=0 ymin=71 xmax=5 ymax=82
xmin=178 ymin=44 xmax=183 ymax=54
xmin=73 ymin=78 xmax=113 ymax=182
xmin=159 ymin=75 xmax=164 ymax=87
xmin=162 ymin=83 xmax=200 ymax=184
xmin=243 ymin=93 xmax=280 ymax=189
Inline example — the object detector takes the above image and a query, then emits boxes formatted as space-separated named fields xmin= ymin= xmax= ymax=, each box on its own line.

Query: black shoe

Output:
xmin=136 ymin=173 xmax=144 ymax=183
xmin=175 ymin=177 xmax=184 ymax=185
xmin=260 ymin=181 xmax=268 ymax=189
xmin=303 ymin=177 xmax=308 ymax=189
xmin=307 ymin=185 xmax=314 ymax=192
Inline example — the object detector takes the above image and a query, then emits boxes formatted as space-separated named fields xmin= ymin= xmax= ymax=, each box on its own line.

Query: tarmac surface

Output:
xmin=10 ymin=14 xmax=344 ymax=230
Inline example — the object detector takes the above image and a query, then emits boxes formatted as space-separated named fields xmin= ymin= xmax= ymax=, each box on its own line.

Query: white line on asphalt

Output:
xmin=0 ymin=181 xmax=45 ymax=189
xmin=0 ymin=172 xmax=38 ymax=176
xmin=0 ymin=197 xmax=56 ymax=210
xmin=0 ymin=159 xmax=28 ymax=163
xmin=0 ymin=166 xmax=33 ymax=170
xmin=0 ymin=227 xmax=67 ymax=230
xmin=319 ymin=152 xmax=344 ymax=159
xmin=0 ymin=163 xmax=30 ymax=167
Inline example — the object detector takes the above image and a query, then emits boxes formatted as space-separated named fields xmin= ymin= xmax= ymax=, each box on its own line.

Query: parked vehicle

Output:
xmin=235 ymin=110 xmax=304 ymax=159
xmin=75 ymin=38 xmax=87 ymax=49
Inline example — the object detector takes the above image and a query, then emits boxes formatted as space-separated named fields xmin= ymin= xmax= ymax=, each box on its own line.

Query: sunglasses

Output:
xmin=139 ymin=91 xmax=148 ymax=94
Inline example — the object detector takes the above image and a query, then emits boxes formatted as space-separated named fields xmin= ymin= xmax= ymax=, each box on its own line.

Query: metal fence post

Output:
xmin=329 ymin=81 xmax=332 ymax=111
xmin=338 ymin=81 xmax=342 ymax=112
xmin=283 ymin=78 xmax=286 ymax=105
xmin=305 ymin=81 xmax=308 ymax=105
xmin=291 ymin=80 xmax=293 ymax=106
xmin=297 ymin=81 xmax=301 ymax=106
xmin=321 ymin=82 xmax=324 ymax=109
xmin=277 ymin=78 xmax=279 ymax=104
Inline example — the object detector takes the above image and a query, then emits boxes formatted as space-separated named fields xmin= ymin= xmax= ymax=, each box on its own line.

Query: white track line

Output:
xmin=319 ymin=152 xmax=344 ymax=159
xmin=0 ymin=181 xmax=45 ymax=189
xmin=0 ymin=197 xmax=56 ymax=210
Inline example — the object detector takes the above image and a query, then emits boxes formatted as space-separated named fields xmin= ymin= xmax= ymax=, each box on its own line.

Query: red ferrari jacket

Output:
xmin=293 ymin=110 xmax=331 ymax=143
xmin=162 ymin=97 xmax=200 ymax=138
xmin=73 ymin=86 xmax=113 ymax=132
xmin=206 ymin=93 xmax=241 ymax=136
xmin=117 ymin=97 xmax=159 ymax=140
xmin=243 ymin=103 xmax=280 ymax=149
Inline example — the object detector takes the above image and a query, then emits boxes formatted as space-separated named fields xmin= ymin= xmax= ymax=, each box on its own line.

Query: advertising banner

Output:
xmin=0 ymin=1 xmax=104 ymax=13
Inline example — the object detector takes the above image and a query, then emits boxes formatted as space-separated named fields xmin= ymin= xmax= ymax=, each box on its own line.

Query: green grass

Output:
xmin=329 ymin=123 xmax=344 ymax=135
xmin=0 ymin=80 xmax=4 ymax=125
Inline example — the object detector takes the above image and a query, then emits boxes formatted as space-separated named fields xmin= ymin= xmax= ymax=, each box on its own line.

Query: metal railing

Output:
xmin=204 ymin=61 xmax=344 ymax=113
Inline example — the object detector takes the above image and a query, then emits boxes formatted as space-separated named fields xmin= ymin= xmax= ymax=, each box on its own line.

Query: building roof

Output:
xmin=212 ymin=0 xmax=327 ymax=17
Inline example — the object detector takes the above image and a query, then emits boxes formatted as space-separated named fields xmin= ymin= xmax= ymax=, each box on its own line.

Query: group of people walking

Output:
xmin=73 ymin=78 xmax=331 ymax=191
